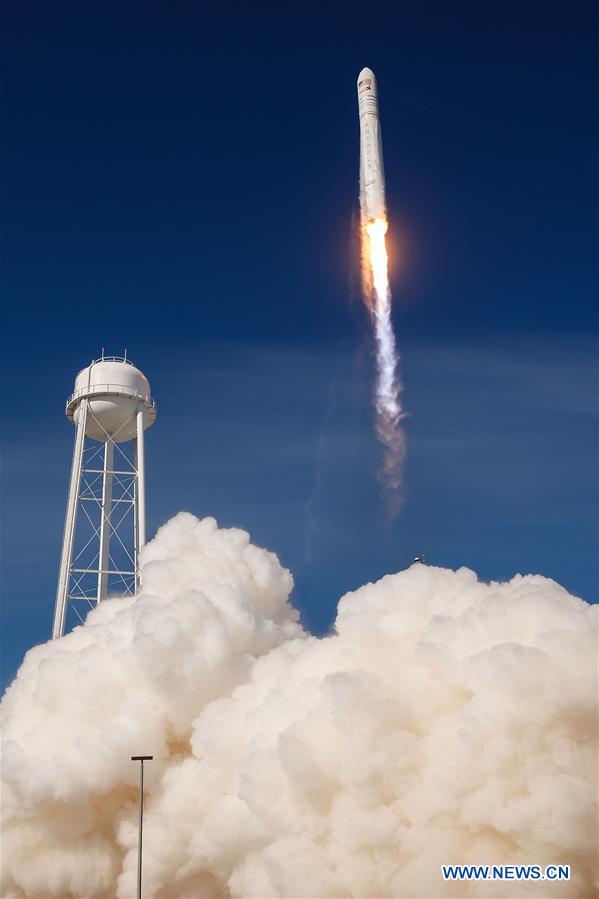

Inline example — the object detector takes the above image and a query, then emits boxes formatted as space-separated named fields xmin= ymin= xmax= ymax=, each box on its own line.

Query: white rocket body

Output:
xmin=357 ymin=67 xmax=386 ymax=224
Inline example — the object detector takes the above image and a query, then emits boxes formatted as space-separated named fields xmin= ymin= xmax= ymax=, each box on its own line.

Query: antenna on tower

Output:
xmin=52 ymin=355 xmax=157 ymax=639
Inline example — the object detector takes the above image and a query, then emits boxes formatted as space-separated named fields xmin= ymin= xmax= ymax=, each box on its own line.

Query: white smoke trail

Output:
xmin=362 ymin=219 xmax=406 ymax=512
xmin=2 ymin=513 xmax=597 ymax=898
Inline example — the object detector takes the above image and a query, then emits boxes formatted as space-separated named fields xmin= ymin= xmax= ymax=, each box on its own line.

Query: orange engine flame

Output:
xmin=365 ymin=218 xmax=390 ymax=301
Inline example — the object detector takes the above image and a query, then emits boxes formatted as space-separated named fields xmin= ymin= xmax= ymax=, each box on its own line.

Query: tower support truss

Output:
xmin=52 ymin=400 xmax=149 ymax=639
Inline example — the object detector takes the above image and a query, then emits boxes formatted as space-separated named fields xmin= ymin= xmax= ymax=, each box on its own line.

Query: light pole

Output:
xmin=131 ymin=755 xmax=153 ymax=899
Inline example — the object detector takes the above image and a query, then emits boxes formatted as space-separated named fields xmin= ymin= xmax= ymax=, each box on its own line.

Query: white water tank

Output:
xmin=66 ymin=356 xmax=157 ymax=443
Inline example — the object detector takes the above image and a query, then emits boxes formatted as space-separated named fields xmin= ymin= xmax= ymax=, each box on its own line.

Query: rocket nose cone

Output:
xmin=358 ymin=67 xmax=375 ymax=85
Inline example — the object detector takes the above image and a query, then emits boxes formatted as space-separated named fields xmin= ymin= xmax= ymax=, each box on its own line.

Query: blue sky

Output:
xmin=2 ymin=1 xmax=597 ymax=689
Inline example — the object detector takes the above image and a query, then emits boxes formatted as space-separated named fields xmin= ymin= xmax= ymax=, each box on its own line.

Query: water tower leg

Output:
xmin=52 ymin=400 xmax=88 ymax=639
xmin=96 ymin=439 xmax=114 ymax=603
xmin=136 ymin=406 xmax=146 ymax=552
xmin=133 ymin=437 xmax=139 ymax=586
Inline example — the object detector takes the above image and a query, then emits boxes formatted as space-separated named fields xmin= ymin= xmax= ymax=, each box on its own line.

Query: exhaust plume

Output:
xmin=362 ymin=218 xmax=406 ymax=510
xmin=2 ymin=513 xmax=597 ymax=898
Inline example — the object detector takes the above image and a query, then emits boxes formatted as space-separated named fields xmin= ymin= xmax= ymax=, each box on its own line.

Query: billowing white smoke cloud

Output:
xmin=2 ymin=513 xmax=597 ymax=898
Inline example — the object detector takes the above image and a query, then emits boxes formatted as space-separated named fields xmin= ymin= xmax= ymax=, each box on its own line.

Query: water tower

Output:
xmin=52 ymin=354 xmax=157 ymax=639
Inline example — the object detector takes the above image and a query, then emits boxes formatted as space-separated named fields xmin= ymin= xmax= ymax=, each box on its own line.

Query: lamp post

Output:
xmin=131 ymin=755 xmax=153 ymax=899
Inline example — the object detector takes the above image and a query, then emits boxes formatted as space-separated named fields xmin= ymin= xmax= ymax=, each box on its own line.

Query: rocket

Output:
xmin=357 ymin=67 xmax=386 ymax=224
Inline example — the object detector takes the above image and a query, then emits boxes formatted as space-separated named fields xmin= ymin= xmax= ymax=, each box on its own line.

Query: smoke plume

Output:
xmin=2 ymin=513 xmax=597 ymax=897
xmin=361 ymin=220 xmax=406 ymax=517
